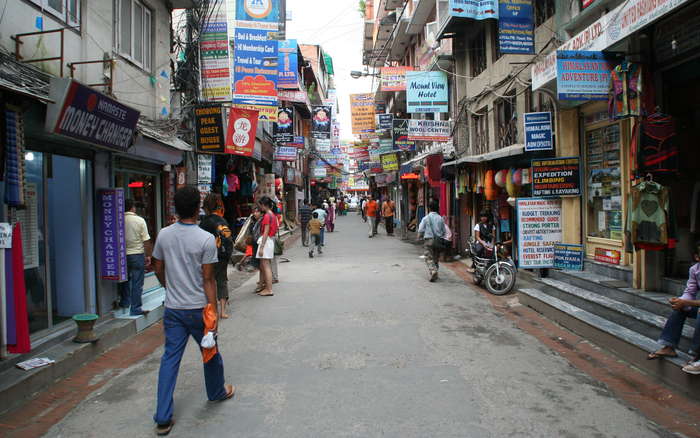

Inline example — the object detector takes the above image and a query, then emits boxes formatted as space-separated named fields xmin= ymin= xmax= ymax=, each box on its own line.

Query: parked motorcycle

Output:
xmin=466 ymin=238 xmax=517 ymax=295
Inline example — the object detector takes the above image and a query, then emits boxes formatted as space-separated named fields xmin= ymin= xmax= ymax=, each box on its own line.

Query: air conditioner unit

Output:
xmin=425 ymin=21 xmax=439 ymax=48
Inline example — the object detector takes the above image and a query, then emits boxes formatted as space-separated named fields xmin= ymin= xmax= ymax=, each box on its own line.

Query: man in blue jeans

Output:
xmin=152 ymin=187 xmax=235 ymax=435
xmin=120 ymin=199 xmax=152 ymax=316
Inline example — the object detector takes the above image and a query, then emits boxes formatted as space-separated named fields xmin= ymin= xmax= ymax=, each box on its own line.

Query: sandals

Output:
xmin=156 ymin=420 xmax=174 ymax=436
xmin=647 ymin=351 xmax=678 ymax=360
xmin=219 ymin=384 xmax=235 ymax=401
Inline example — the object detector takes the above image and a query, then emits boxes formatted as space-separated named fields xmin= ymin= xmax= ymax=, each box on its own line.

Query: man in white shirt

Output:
xmin=120 ymin=199 xmax=152 ymax=316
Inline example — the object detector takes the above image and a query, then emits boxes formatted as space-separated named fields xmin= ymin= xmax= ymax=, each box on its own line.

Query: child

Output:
xmin=308 ymin=212 xmax=323 ymax=258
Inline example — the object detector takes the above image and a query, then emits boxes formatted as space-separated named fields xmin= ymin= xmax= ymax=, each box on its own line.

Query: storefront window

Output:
xmin=586 ymin=124 xmax=623 ymax=240
xmin=115 ymin=172 xmax=158 ymax=236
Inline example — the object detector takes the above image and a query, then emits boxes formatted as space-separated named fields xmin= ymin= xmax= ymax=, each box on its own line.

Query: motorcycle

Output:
xmin=466 ymin=237 xmax=517 ymax=296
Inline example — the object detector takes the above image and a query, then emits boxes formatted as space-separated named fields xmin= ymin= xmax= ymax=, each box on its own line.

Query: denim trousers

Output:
xmin=119 ymin=254 xmax=145 ymax=315
xmin=154 ymin=308 xmax=227 ymax=425
xmin=301 ymin=222 xmax=309 ymax=246
xmin=320 ymin=226 xmax=325 ymax=245
xmin=658 ymin=306 xmax=700 ymax=356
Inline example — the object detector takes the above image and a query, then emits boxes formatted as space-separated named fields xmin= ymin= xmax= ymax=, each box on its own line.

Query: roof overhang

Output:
xmin=388 ymin=18 xmax=411 ymax=61
xmin=449 ymin=144 xmax=525 ymax=165
xmin=407 ymin=0 xmax=433 ymax=34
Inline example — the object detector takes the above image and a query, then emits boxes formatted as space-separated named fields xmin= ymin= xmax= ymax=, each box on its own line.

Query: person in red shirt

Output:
xmin=363 ymin=194 xmax=379 ymax=238
xmin=256 ymin=197 xmax=277 ymax=297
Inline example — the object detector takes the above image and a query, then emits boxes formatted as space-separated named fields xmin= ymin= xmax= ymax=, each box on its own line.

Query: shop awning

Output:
xmin=445 ymin=144 xmax=525 ymax=166
xmin=402 ymin=151 xmax=439 ymax=167
xmin=129 ymin=118 xmax=193 ymax=165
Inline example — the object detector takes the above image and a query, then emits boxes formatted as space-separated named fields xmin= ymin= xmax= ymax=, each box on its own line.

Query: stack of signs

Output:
xmin=556 ymin=51 xmax=611 ymax=101
xmin=274 ymin=107 xmax=294 ymax=144
xmin=278 ymin=39 xmax=299 ymax=90
xmin=516 ymin=198 xmax=562 ymax=269
xmin=312 ymin=105 xmax=332 ymax=151
xmin=531 ymin=157 xmax=581 ymax=197
xmin=288 ymin=136 xmax=305 ymax=149
xmin=350 ymin=93 xmax=375 ymax=136
xmin=406 ymin=71 xmax=448 ymax=113
xmin=498 ymin=0 xmax=534 ymax=55
xmin=194 ymin=105 xmax=225 ymax=153
xmin=199 ymin=0 xmax=231 ymax=101
xmin=392 ymin=119 xmax=415 ymax=151
xmin=380 ymin=66 xmax=413 ymax=91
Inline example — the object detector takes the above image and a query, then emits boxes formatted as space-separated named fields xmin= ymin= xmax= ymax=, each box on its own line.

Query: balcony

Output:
xmin=385 ymin=0 xmax=406 ymax=10
xmin=407 ymin=0 xmax=435 ymax=34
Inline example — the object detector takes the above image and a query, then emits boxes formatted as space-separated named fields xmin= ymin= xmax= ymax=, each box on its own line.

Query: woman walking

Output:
xmin=256 ymin=197 xmax=277 ymax=297
xmin=326 ymin=200 xmax=336 ymax=232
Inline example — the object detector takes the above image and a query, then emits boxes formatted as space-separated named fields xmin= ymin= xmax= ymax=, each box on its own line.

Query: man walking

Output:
xmin=364 ymin=194 xmax=378 ymax=238
xmin=382 ymin=196 xmax=395 ymax=236
xmin=312 ymin=202 xmax=328 ymax=246
xmin=418 ymin=200 xmax=446 ymax=282
xmin=152 ymin=186 xmax=235 ymax=435
xmin=120 ymin=199 xmax=152 ymax=316
xmin=307 ymin=212 xmax=323 ymax=258
xmin=299 ymin=200 xmax=313 ymax=246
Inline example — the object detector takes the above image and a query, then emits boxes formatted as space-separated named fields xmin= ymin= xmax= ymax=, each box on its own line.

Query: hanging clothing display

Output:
xmin=226 ymin=174 xmax=240 ymax=193
xmin=609 ymin=62 xmax=642 ymax=119
xmin=8 ymin=222 xmax=30 ymax=354
xmin=426 ymin=154 xmax=443 ymax=188
xmin=638 ymin=113 xmax=678 ymax=176
xmin=625 ymin=181 xmax=675 ymax=251
xmin=4 ymin=108 xmax=25 ymax=207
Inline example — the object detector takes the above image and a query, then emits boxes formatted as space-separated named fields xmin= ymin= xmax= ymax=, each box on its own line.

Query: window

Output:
xmin=586 ymin=123 xmax=623 ymax=240
xmin=116 ymin=0 xmax=153 ymax=70
xmin=469 ymin=28 xmax=487 ymax=77
xmin=494 ymin=90 xmax=517 ymax=149
xmin=28 ymin=0 xmax=80 ymax=27
xmin=534 ymin=0 xmax=555 ymax=28
xmin=471 ymin=107 xmax=489 ymax=155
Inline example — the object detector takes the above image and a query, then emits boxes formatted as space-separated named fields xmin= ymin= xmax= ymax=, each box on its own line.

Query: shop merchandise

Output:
xmin=4 ymin=108 xmax=25 ymax=208
xmin=626 ymin=180 xmax=675 ymax=251
xmin=637 ymin=112 xmax=678 ymax=176
xmin=7 ymin=222 xmax=30 ymax=354
xmin=484 ymin=170 xmax=498 ymax=201
xmin=609 ymin=61 xmax=642 ymax=119
xmin=426 ymin=154 xmax=443 ymax=188
xmin=226 ymin=174 xmax=240 ymax=193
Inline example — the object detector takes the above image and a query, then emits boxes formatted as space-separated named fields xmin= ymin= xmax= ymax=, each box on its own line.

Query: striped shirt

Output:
xmin=299 ymin=205 xmax=313 ymax=224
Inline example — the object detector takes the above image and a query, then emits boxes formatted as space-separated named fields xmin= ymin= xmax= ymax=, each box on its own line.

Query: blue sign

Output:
xmin=554 ymin=244 xmax=584 ymax=271
xmin=236 ymin=0 xmax=279 ymax=25
xmin=232 ymin=28 xmax=279 ymax=107
xmin=98 ymin=189 xmax=127 ymax=282
xmin=556 ymin=51 xmax=611 ymax=100
xmin=498 ymin=0 xmax=534 ymax=54
xmin=406 ymin=71 xmax=448 ymax=113
xmin=524 ymin=112 xmax=553 ymax=151
xmin=448 ymin=0 xmax=498 ymax=19
xmin=278 ymin=39 xmax=299 ymax=90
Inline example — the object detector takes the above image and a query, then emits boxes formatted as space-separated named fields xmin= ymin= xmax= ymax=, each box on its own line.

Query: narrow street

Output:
xmin=45 ymin=215 xmax=670 ymax=438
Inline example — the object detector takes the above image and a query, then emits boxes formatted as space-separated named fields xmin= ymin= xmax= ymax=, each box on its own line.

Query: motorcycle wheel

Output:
xmin=484 ymin=263 xmax=516 ymax=296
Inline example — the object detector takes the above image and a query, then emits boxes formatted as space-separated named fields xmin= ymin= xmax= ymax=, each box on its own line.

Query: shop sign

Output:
xmin=235 ymin=0 xmax=279 ymax=29
xmin=556 ymin=51 xmax=610 ymax=100
xmin=46 ymin=78 xmax=140 ymax=152
xmin=407 ymin=119 xmax=451 ymax=142
xmin=225 ymin=107 xmax=259 ymax=156
xmin=311 ymin=105 xmax=332 ymax=140
xmin=278 ymin=89 xmax=310 ymax=106
xmin=176 ymin=166 xmax=187 ymax=189
xmin=498 ymin=0 xmax=534 ymax=55
xmin=376 ymin=113 xmax=393 ymax=131
xmin=380 ymin=66 xmax=414 ymax=92
xmin=274 ymin=106 xmax=294 ymax=143
xmin=15 ymin=183 xmax=39 ymax=269
xmin=194 ymin=105 xmax=225 ymax=153
xmin=313 ymin=167 xmax=327 ymax=178
xmin=553 ymin=244 xmax=584 ymax=271
xmin=532 ymin=0 xmax=689 ymax=90
xmin=392 ymin=119 xmax=415 ymax=151
xmin=288 ymin=136 xmax=305 ymax=149
xmin=516 ymin=198 xmax=562 ymax=269
xmin=532 ymin=157 xmax=582 ymax=197
xmin=98 ymin=189 xmax=127 ymax=282
xmin=406 ymin=71 xmax=448 ymax=113
xmin=274 ymin=145 xmax=297 ymax=161
xmin=595 ymin=247 xmax=621 ymax=265
xmin=315 ymin=138 xmax=331 ymax=152
xmin=284 ymin=167 xmax=295 ymax=184
xmin=0 ymin=223 xmax=11 ymax=249
xmin=524 ymin=112 xmax=553 ymax=151
xmin=232 ymin=27 xmax=278 ymax=114
xmin=350 ymin=93 xmax=375 ymax=135
xmin=448 ymin=0 xmax=498 ymax=19
xmin=232 ymin=103 xmax=277 ymax=122
xmin=277 ymin=39 xmax=299 ymax=90
xmin=200 ymin=0 xmax=231 ymax=101
xmin=380 ymin=153 xmax=399 ymax=172
xmin=197 ymin=154 xmax=213 ymax=184
xmin=375 ymin=101 xmax=386 ymax=114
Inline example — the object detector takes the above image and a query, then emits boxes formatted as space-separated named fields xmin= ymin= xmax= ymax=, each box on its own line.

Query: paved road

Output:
xmin=46 ymin=216 xmax=671 ymax=437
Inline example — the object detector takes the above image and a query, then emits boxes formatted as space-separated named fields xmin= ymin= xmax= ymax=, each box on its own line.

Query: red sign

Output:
xmin=594 ymin=248 xmax=621 ymax=265
xmin=582 ymin=0 xmax=596 ymax=8
xmin=226 ymin=108 xmax=259 ymax=156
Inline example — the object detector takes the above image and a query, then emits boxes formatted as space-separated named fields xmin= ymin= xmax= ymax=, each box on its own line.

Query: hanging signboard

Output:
xmin=376 ymin=113 xmax=393 ymax=131
xmin=374 ymin=101 xmax=386 ymax=114
xmin=274 ymin=107 xmax=294 ymax=144
xmin=200 ymin=0 xmax=232 ymax=101
xmin=380 ymin=66 xmax=414 ymax=91
xmin=553 ymin=244 xmax=585 ymax=271
xmin=288 ymin=136 xmax=305 ymax=149
xmin=197 ymin=154 xmax=213 ymax=184
xmin=98 ymin=188 xmax=127 ymax=282
xmin=448 ymin=0 xmax=498 ymax=19
xmin=556 ymin=51 xmax=611 ymax=100
xmin=236 ymin=0 xmax=279 ymax=29
xmin=380 ymin=153 xmax=399 ymax=172
xmin=498 ymin=0 xmax=534 ymax=55
xmin=350 ymin=93 xmax=376 ymax=135
xmin=311 ymin=105 xmax=332 ymax=140
xmin=194 ymin=105 xmax=225 ymax=153
xmin=406 ymin=71 xmax=448 ymax=113
xmin=232 ymin=27 xmax=278 ymax=118
xmin=274 ymin=145 xmax=297 ymax=161
xmin=532 ymin=157 xmax=582 ymax=197
xmin=313 ymin=167 xmax=327 ymax=178
xmin=524 ymin=112 xmax=553 ymax=151
xmin=407 ymin=119 xmax=451 ymax=142
xmin=392 ymin=119 xmax=415 ymax=151
xmin=516 ymin=198 xmax=562 ymax=269
xmin=277 ymin=39 xmax=299 ymax=90
xmin=225 ymin=107 xmax=259 ymax=156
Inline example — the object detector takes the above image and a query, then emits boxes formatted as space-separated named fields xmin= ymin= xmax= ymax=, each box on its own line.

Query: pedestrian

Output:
xmin=299 ymin=199 xmax=313 ymax=247
xmin=119 ymin=198 xmax=152 ymax=316
xmin=312 ymin=202 xmax=328 ymax=246
xmin=418 ymin=200 xmax=446 ymax=282
xmin=256 ymin=196 xmax=277 ymax=297
xmin=200 ymin=193 xmax=233 ymax=319
xmin=364 ymin=194 xmax=378 ymax=238
xmin=381 ymin=196 xmax=395 ymax=236
xmin=326 ymin=200 xmax=336 ymax=232
xmin=151 ymin=186 xmax=235 ymax=436
xmin=307 ymin=212 xmax=323 ymax=258
xmin=360 ymin=196 xmax=367 ymax=221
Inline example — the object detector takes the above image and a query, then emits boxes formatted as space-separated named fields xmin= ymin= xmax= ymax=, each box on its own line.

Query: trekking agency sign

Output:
xmin=380 ymin=153 xmax=399 ymax=172
xmin=350 ymin=93 xmax=375 ymax=135
xmin=556 ymin=51 xmax=611 ymax=100
xmin=406 ymin=71 xmax=448 ymax=113
xmin=516 ymin=198 xmax=562 ymax=269
xmin=532 ymin=157 xmax=582 ymax=197
xmin=498 ymin=0 xmax=534 ymax=55
xmin=524 ymin=112 xmax=553 ymax=151
xmin=232 ymin=28 xmax=279 ymax=121
xmin=448 ymin=0 xmax=498 ymax=19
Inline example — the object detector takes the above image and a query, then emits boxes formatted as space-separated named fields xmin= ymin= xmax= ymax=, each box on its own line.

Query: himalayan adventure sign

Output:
xmin=498 ymin=0 xmax=534 ymax=55
xmin=556 ymin=51 xmax=611 ymax=100
xmin=98 ymin=188 xmax=127 ymax=282
xmin=524 ymin=112 xmax=553 ymax=151
xmin=225 ymin=107 xmax=259 ymax=156
xmin=448 ymin=0 xmax=498 ymax=19
xmin=199 ymin=0 xmax=231 ymax=101
xmin=274 ymin=107 xmax=294 ymax=144
xmin=232 ymin=27 xmax=279 ymax=120
xmin=392 ymin=119 xmax=415 ymax=151
xmin=553 ymin=244 xmax=584 ymax=271
xmin=380 ymin=66 xmax=414 ymax=92
xmin=531 ymin=157 xmax=582 ymax=197
xmin=407 ymin=119 xmax=451 ymax=142
xmin=406 ymin=71 xmax=448 ymax=113
xmin=194 ymin=105 xmax=225 ymax=153
xmin=517 ymin=198 xmax=562 ymax=269
xmin=350 ymin=93 xmax=375 ymax=135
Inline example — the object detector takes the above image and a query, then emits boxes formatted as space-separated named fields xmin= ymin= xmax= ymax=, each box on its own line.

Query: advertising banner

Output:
xmin=532 ymin=157 xmax=582 ymax=197
xmin=380 ymin=153 xmax=399 ymax=172
xmin=313 ymin=167 xmax=327 ymax=178
xmin=288 ymin=136 xmax=305 ymax=149
xmin=232 ymin=27 xmax=278 ymax=116
xmin=407 ymin=119 xmax=451 ymax=142
xmin=554 ymin=244 xmax=584 ymax=271
xmin=524 ymin=112 xmax=553 ymax=151
xmin=375 ymin=101 xmax=386 ymax=114
xmin=235 ymin=0 xmax=279 ymax=29
xmin=274 ymin=145 xmax=297 ymax=161
xmin=278 ymin=89 xmax=310 ymax=106
xmin=311 ymin=105 xmax=332 ymax=140
xmin=392 ymin=119 xmax=415 ymax=151
xmin=225 ymin=107 xmax=259 ymax=156
xmin=98 ymin=189 xmax=127 ymax=282
xmin=278 ymin=39 xmax=299 ymax=90
xmin=376 ymin=113 xmax=393 ymax=131
xmin=197 ymin=154 xmax=213 ymax=184
xmin=200 ymin=0 xmax=231 ymax=101
xmin=498 ymin=0 xmax=534 ymax=55
xmin=380 ymin=66 xmax=414 ymax=91
xmin=448 ymin=0 xmax=498 ymax=19
xmin=195 ymin=105 xmax=225 ymax=153
xmin=406 ymin=71 xmax=448 ymax=113
xmin=274 ymin=107 xmax=294 ymax=143
xmin=350 ymin=93 xmax=376 ymax=134
xmin=556 ymin=51 xmax=611 ymax=100
xmin=516 ymin=198 xmax=562 ymax=269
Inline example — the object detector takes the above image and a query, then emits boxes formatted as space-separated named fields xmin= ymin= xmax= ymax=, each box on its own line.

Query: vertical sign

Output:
xmin=406 ymin=71 xmax=448 ymax=113
xmin=200 ymin=0 xmax=231 ymax=101
xmin=15 ymin=183 xmax=39 ymax=269
xmin=99 ymin=189 xmax=127 ymax=281
xmin=194 ymin=105 xmax=225 ymax=153
xmin=232 ymin=27 xmax=279 ymax=121
xmin=197 ymin=154 xmax=213 ymax=184
xmin=277 ymin=39 xmax=299 ymax=89
xmin=226 ymin=107 xmax=259 ymax=156
xmin=498 ymin=0 xmax=534 ymax=55
xmin=556 ymin=51 xmax=611 ymax=100
xmin=392 ymin=119 xmax=415 ymax=151
xmin=311 ymin=105 xmax=332 ymax=140
xmin=350 ymin=93 xmax=376 ymax=135
xmin=524 ymin=112 xmax=553 ymax=151
xmin=274 ymin=107 xmax=294 ymax=143
xmin=517 ymin=198 xmax=562 ymax=269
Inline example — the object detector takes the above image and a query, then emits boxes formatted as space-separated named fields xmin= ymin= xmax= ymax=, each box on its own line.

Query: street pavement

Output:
xmin=46 ymin=215 xmax=674 ymax=437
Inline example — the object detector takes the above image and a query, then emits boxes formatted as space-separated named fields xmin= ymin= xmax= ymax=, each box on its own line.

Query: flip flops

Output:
xmin=647 ymin=351 xmax=678 ymax=360
xmin=156 ymin=420 xmax=174 ymax=436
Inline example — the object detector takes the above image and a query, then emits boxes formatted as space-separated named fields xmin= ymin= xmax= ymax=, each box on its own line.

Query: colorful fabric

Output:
xmin=626 ymin=181 xmax=670 ymax=250
xmin=639 ymin=113 xmax=678 ymax=176
xmin=4 ymin=109 xmax=25 ymax=207
xmin=609 ymin=62 xmax=642 ymax=119
xmin=8 ymin=223 xmax=30 ymax=354
xmin=261 ymin=212 xmax=278 ymax=237
xmin=226 ymin=174 xmax=240 ymax=192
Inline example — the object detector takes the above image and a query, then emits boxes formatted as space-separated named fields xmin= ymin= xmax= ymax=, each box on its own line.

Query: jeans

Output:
xmin=385 ymin=216 xmax=394 ymax=235
xmin=154 ymin=308 xmax=227 ymax=425
xmin=423 ymin=239 xmax=440 ymax=273
xmin=320 ymin=226 xmax=325 ymax=245
xmin=301 ymin=222 xmax=309 ymax=246
xmin=119 ymin=254 xmax=145 ymax=315
xmin=309 ymin=234 xmax=322 ymax=255
xmin=368 ymin=217 xmax=376 ymax=237
xmin=658 ymin=307 xmax=700 ymax=356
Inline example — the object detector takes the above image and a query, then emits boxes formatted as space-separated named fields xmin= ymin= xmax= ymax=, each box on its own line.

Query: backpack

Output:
xmin=214 ymin=222 xmax=233 ymax=260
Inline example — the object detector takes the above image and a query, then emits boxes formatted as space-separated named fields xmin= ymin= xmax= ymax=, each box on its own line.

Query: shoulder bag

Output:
xmin=427 ymin=214 xmax=451 ymax=249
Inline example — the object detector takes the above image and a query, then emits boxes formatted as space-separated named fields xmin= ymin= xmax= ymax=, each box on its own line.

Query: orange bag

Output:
xmin=202 ymin=304 xmax=218 ymax=363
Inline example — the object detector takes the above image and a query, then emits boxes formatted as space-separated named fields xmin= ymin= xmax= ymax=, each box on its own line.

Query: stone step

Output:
xmin=518 ymin=288 xmax=700 ymax=401
xmin=113 ymin=288 xmax=165 ymax=333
